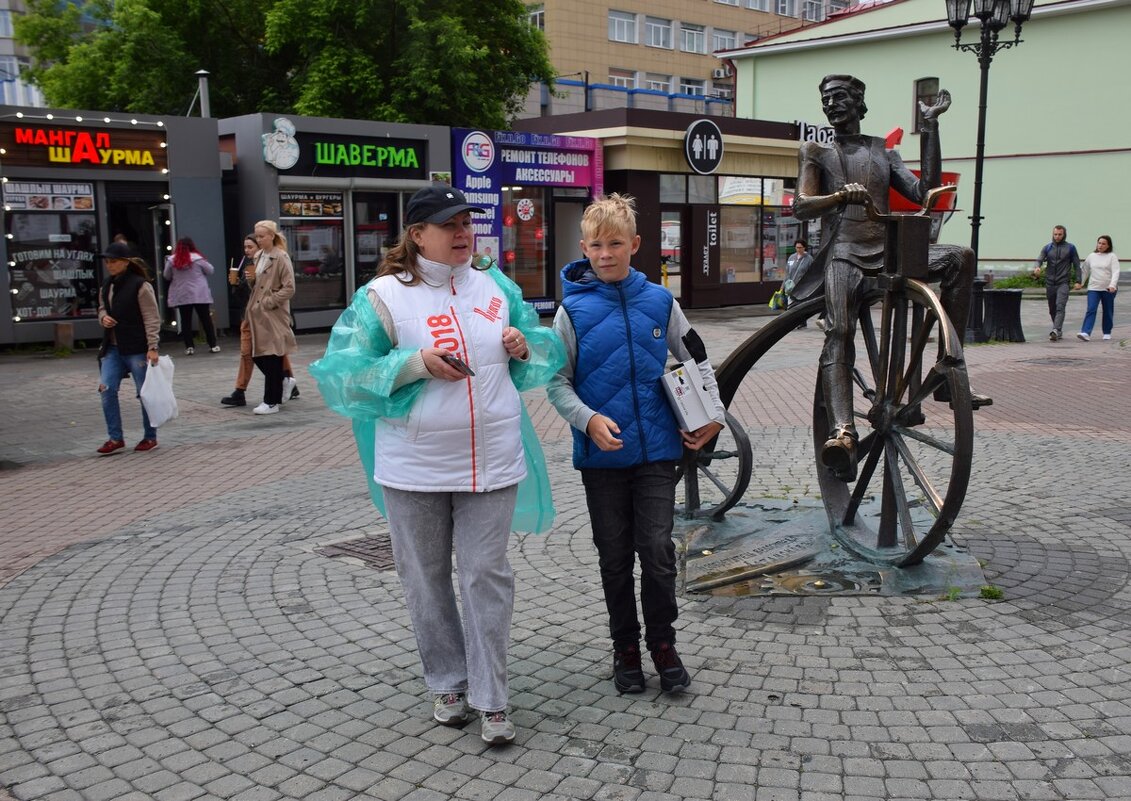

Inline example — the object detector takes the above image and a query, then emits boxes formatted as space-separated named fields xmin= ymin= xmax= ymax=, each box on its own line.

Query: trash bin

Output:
xmin=982 ymin=288 xmax=1025 ymax=342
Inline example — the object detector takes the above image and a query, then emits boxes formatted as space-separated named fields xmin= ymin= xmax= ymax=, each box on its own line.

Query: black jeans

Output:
xmin=252 ymin=355 xmax=284 ymax=405
xmin=177 ymin=303 xmax=217 ymax=349
xmin=580 ymin=461 xmax=678 ymax=651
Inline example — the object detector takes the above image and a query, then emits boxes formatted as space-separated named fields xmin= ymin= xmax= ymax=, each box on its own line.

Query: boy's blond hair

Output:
xmin=581 ymin=193 xmax=637 ymax=240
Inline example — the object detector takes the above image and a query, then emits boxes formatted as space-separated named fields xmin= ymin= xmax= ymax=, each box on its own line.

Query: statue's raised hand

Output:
xmin=919 ymin=89 xmax=952 ymax=121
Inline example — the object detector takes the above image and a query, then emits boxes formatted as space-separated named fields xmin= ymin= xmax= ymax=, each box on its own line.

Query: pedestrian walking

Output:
xmin=547 ymin=193 xmax=726 ymax=696
xmin=309 ymin=184 xmax=564 ymax=745
xmin=784 ymin=240 xmax=813 ymax=327
xmin=163 ymin=237 xmax=219 ymax=355
xmin=1033 ymin=225 xmax=1081 ymax=341
xmin=96 ymin=242 xmax=161 ymax=455
xmin=245 ymin=220 xmax=297 ymax=415
xmin=221 ymin=233 xmax=299 ymax=407
xmin=1075 ymin=234 xmax=1120 ymax=341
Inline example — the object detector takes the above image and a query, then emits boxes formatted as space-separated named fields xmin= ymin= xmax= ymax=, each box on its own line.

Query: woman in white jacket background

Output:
xmin=1075 ymin=235 xmax=1120 ymax=341
xmin=311 ymin=184 xmax=564 ymax=746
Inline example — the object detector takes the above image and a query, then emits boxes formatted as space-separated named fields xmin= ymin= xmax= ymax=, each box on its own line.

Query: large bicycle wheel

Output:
xmin=673 ymin=410 xmax=752 ymax=521
xmin=813 ymin=281 xmax=973 ymax=566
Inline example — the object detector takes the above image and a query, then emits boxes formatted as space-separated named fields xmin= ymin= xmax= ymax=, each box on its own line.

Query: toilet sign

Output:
xmin=684 ymin=119 xmax=723 ymax=175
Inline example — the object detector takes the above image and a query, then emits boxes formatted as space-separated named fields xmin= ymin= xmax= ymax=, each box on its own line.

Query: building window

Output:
xmin=802 ymin=0 xmax=824 ymax=21
xmin=645 ymin=16 xmax=673 ymax=49
xmin=609 ymin=68 xmax=636 ymax=88
xmin=712 ymin=86 xmax=733 ymax=99
xmin=527 ymin=4 xmax=545 ymax=30
xmin=0 ymin=56 xmax=18 ymax=83
xmin=681 ymin=23 xmax=706 ymax=54
xmin=715 ymin=0 xmax=740 ymax=5
xmin=829 ymin=0 xmax=849 ymax=12
xmin=645 ymin=73 xmax=671 ymax=92
xmin=679 ymin=78 xmax=705 ymax=96
xmin=0 ymin=10 xmax=12 ymax=38
xmin=914 ymin=77 xmax=940 ymax=130
xmin=608 ymin=10 xmax=636 ymax=43
xmin=777 ymin=0 xmax=797 ymax=16
xmin=713 ymin=29 xmax=738 ymax=52
xmin=660 ymin=174 xmax=687 ymax=203
xmin=748 ymin=0 xmax=771 ymax=10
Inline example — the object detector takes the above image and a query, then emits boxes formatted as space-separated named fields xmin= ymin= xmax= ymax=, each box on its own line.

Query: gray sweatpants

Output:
xmin=1046 ymin=281 xmax=1071 ymax=333
xmin=382 ymin=485 xmax=517 ymax=713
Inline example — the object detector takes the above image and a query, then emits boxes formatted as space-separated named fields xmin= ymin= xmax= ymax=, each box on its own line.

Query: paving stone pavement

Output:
xmin=2 ymin=293 xmax=1130 ymax=801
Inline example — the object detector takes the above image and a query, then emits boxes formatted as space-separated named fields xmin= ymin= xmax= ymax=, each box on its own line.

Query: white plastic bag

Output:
xmin=140 ymin=355 xmax=179 ymax=428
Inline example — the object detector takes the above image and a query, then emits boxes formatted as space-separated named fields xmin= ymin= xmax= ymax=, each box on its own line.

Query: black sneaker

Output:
xmin=613 ymin=644 xmax=645 ymax=694
xmin=221 ymin=389 xmax=246 ymax=407
xmin=651 ymin=642 xmax=691 ymax=693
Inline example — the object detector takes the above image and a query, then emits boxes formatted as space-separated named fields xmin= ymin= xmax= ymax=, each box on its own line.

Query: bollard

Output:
xmin=53 ymin=322 xmax=74 ymax=352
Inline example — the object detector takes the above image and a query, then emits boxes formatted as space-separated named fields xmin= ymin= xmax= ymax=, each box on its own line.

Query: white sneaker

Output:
xmin=281 ymin=376 xmax=297 ymax=404
xmin=480 ymin=710 xmax=515 ymax=745
xmin=1103 ymin=334 xmax=1112 ymax=340
xmin=253 ymin=402 xmax=279 ymax=415
xmin=815 ymin=317 xmax=827 ymax=332
xmin=432 ymin=693 xmax=470 ymax=726
xmin=185 ymin=346 xmax=194 ymax=355
xmin=210 ymin=345 xmax=221 ymax=353
xmin=1077 ymin=332 xmax=1090 ymax=341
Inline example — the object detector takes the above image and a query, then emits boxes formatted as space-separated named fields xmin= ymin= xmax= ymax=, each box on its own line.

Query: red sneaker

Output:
xmin=133 ymin=439 xmax=159 ymax=452
xmin=97 ymin=439 xmax=126 ymax=456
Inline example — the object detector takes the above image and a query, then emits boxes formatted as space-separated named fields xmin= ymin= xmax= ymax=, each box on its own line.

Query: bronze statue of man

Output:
xmin=792 ymin=74 xmax=989 ymax=482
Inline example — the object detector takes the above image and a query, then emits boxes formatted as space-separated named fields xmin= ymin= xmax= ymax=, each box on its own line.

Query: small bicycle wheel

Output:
xmin=674 ymin=410 xmax=752 ymax=521
xmin=813 ymin=281 xmax=973 ymax=566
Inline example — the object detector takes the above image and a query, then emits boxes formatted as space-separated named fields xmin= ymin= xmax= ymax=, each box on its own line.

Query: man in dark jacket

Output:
xmin=1033 ymin=225 xmax=1080 ymax=341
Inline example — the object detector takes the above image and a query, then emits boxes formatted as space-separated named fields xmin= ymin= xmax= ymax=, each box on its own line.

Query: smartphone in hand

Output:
xmin=440 ymin=352 xmax=475 ymax=376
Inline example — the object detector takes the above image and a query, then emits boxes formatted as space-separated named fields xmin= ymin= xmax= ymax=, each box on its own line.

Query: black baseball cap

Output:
xmin=405 ymin=184 xmax=485 ymax=225
xmin=101 ymin=241 xmax=133 ymax=259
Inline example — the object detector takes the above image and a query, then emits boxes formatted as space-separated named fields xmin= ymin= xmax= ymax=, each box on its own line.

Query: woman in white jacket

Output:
xmin=312 ymin=184 xmax=563 ymax=746
xmin=1075 ymin=235 xmax=1120 ymax=341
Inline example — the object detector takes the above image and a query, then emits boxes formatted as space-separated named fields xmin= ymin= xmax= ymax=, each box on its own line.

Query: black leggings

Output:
xmin=178 ymin=304 xmax=217 ymax=349
xmin=253 ymin=355 xmax=284 ymax=405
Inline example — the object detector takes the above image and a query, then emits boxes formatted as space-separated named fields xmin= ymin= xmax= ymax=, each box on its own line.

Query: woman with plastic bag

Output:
xmin=96 ymin=242 xmax=161 ymax=455
xmin=310 ymin=184 xmax=564 ymax=746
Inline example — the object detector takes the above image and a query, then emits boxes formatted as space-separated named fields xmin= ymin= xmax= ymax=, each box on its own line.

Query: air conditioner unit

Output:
xmin=712 ymin=68 xmax=728 ymax=79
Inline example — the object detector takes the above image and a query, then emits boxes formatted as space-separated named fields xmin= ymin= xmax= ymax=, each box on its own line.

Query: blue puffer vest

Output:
xmin=560 ymin=259 xmax=683 ymax=469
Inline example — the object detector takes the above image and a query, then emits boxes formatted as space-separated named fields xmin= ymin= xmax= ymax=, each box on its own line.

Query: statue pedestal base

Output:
xmin=678 ymin=498 xmax=986 ymax=597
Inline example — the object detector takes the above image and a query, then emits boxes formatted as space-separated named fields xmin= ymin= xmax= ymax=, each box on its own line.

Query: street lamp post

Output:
xmin=945 ymin=0 xmax=1035 ymax=262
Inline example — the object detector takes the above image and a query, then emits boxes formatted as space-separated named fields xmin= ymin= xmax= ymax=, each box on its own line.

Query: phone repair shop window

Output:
xmin=501 ymin=186 xmax=549 ymax=298
xmin=3 ymin=181 xmax=100 ymax=322
xmin=279 ymin=192 xmax=345 ymax=311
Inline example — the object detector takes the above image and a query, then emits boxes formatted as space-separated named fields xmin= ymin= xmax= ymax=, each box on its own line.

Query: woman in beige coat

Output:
xmin=247 ymin=220 xmax=297 ymax=415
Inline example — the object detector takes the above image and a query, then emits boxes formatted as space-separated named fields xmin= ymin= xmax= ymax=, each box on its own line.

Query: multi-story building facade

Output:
xmin=0 ymin=1 xmax=46 ymax=108
xmin=519 ymin=0 xmax=848 ymax=118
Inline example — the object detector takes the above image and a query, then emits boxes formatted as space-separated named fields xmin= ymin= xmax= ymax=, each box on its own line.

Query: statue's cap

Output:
xmin=819 ymin=74 xmax=866 ymax=94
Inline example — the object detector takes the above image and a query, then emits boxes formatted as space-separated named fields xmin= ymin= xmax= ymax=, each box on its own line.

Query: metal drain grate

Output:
xmin=1020 ymin=357 xmax=1086 ymax=366
xmin=317 ymin=534 xmax=395 ymax=570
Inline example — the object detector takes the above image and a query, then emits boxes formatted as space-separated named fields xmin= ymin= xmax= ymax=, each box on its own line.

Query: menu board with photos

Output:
xmin=279 ymin=192 xmax=344 ymax=219
xmin=3 ymin=181 xmax=96 ymax=212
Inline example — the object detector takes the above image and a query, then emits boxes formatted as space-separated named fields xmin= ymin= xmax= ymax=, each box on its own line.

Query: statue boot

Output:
xmin=819 ymin=363 xmax=859 ymax=482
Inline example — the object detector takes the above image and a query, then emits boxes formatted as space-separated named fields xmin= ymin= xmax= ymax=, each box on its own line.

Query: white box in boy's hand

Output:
xmin=661 ymin=359 xmax=714 ymax=432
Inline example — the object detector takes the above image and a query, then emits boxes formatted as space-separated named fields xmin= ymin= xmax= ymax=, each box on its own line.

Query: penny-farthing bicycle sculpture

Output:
xmin=679 ymin=187 xmax=973 ymax=568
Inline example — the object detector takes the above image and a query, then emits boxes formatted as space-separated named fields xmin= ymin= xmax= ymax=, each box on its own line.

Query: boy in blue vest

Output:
xmin=547 ymin=194 xmax=726 ymax=693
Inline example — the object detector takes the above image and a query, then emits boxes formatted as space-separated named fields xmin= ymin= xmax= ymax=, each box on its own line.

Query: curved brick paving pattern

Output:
xmin=2 ymin=297 xmax=1131 ymax=800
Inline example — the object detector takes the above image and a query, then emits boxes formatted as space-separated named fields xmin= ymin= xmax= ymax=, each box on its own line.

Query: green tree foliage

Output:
xmin=15 ymin=0 xmax=293 ymax=116
xmin=14 ymin=0 xmax=554 ymax=128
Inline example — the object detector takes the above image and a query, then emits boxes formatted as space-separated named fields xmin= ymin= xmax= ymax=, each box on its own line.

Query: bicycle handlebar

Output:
xmin=833 ymin=185 xmax=957 ymax=222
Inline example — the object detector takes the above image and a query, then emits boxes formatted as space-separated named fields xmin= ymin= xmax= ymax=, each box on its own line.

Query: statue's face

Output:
xmin=820 ymin=81 xmax=860 ymax=127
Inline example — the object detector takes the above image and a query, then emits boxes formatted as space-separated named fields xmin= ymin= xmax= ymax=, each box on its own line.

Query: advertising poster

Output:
xmin=3 ymin=181 xmax=100 ymax=321
xmin=451 ymin=127 xmax=603 ymax=254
